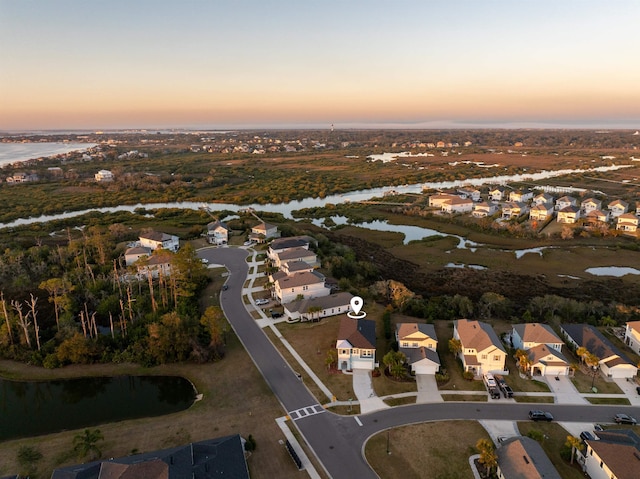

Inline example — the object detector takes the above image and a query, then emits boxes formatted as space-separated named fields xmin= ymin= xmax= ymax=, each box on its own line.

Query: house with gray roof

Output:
xmin=497 ymin=436 xmax=561 ymax=479
xmin=336 ymin=317 xmax=377 ymax=371
xmin=273 ymin=271 xmax=330 ymax=304
xmin=583 ymin=429 xmax=640 ymax=479
xmin=396 ymin=323 xmax=440 ymax=375
xmin=284 ymin=292 xmax=353 ymax=322
xmin=207 ymin=220 xmax=230 ymax=245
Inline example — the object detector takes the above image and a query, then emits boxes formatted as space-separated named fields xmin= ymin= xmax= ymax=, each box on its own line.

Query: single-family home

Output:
xmin=508 ymin=190 xmax=533 ymax=203
xmin=581 ymin=197 xmax=602 ymax=214
xmin=488 ymin=186 xmax=507 ymax=202
xmin=250 ymin=222 xmax=279 ymax=242
xmin=511 ymin=323 xmax=564 ymax=352
xmin=274 ymin=246 xmax=319 ymax=269
xmin=139 ymin=231 xmax=180 ymax=252
xmin=207 ymin=220 xmax=230 ymax=245
xmin=267 ymin=236 xmax=313 ymax=261
xmin=529 ymin=203 xmax=554 ymax=222
xmin=616 ymin=213 xmax=639 ymax=232
xmin=457 ymin=187 xmax=481 ymax=202
xmin=582 ymin=429 xmax=640 ymax=479
xmin=51 ymin=434 xmax=250 ymax=479
xmin=533 ymin=192 xmax=554 ymax=206
xmin=555 ymin=195 xmax=577 ymax=211
xmin=560 ymin=324 xmax=638 ymax=379
xmin=441 ymin=196 xmax=474 ymax=214
xmin=428 ymin=193 xmax=459 ymax=208
xmin=584 ymin=209 xmax=610 ymax=226
xmin=273 ymin=271 xmax=330 ymax=304
xmin=525 ymin=344 xmax=571 ymax=376
xmin=472 ymin=201 xmax=498 ymax=218
xmin=556 ymin=205 xmax=580 ymax=223
xmin=136 ymin=252 xmax=173 ymax=279
xmin=396 ymin=323 xmax=440 ymax=375
xmin=94 ymin=169 xmax=114 ymax=182
xmin=336 ymin=317 xmax=377 ymax=371
xmin=124 ymin=246 xmax=151 ymax=266
xmin=453 ymin=319 xmax=507 ymax=376
xmin=497 ymin=437 xmax=562 ymax=479
xmin=502 ymin=201 xmax=528 ymax=220
xmin=281 ymin=261 xmax=314 ymax=275
xmin=284 ymin=292 xmax=353 ymax=322
xmin=608 ymin=199 xmax=629 ymax=218
xmin=624 ymin=321 xmax=640 ymax=355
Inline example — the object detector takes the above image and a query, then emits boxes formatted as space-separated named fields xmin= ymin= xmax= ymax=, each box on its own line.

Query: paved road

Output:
xmin=204 ymin=247 xmax=640 ymax=479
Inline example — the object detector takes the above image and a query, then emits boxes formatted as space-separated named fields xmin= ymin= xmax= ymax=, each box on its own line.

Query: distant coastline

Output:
xmin=0 ymin=142 xmax=97 ymax=167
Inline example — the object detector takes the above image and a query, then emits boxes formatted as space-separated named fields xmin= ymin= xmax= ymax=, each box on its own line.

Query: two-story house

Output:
xmin=472 ymin=201 xmax=499 ymax=218
xmin=511 ymin=323 xmax=564 ymax=351
xmin=488 ymin=186 xmax=507 ymax=202
xmin=532 ymin=192 xmax=554 ymax=206
xmin=274 ymin=247 xmax=319 ymax=269
xmin=557 ymin=205 xmax=580 ymax=223
xmin=336 ymin=317 xmax=377 ymax=371
xmin=608 ymin=199 xmax=629 ymax=218
xmin=94 ymin=169 xmax=114 ymax=182
xmin=139 ymin=231 xmax=180 ymax=252
xmin=250 ymin=222 xmax=279 ymax=243
xmin=581 ymin=197 xmax=602 ymax=214
xmin=453 ymin=319 xmax=507 ymax=377
xmin=395 ymin=323 xmax=440 ymax=375
xmin=555 ymin=195 xmax=577 ymax=211
xmin=502 ymin=202 xmax=528 ymax=220
xmin=267 ymin=236 xmax=312 ymax=261
xmin=207 ymin=220 xmax=230 ymax=245
xmin=428 ymin=193 xmax=458 ymax=208
xmin=508 ymin=190 xmax=533 ymax=203
xmin=582 ymin=429 xmax=640 ymax=479
xmin=616 ymin=213 xmax=638 ymax=232
xmin=441 ymin=196 xmax=474 ymax=214
xmin=529 ymin=203 xmax=554 ymax=222
xmin=624 ymin=321 xmax=640 ymax=355
xmin=273 ymin=271 xmax=330 ymax=304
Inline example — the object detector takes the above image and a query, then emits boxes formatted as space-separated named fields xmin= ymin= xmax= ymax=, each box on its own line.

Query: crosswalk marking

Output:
xmin=288 ymin=404 xmax=326 ymax=421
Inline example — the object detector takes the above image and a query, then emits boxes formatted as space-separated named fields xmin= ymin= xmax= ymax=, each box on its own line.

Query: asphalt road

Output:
xmin=203 ymin=247 xmax=640 ymax=479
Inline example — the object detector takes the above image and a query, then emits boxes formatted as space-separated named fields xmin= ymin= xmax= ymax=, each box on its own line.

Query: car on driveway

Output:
xmin=255 ymin=298 xmax=270 ymax=306
xmin=529 ymin=410 xmax=553 ymax=422
xmin=614 ymin=413 xmax=637 ymax=425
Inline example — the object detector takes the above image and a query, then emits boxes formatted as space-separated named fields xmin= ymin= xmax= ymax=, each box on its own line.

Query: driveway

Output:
xmin=352 ymin=369 xmax=389 ymax=414
xmin=613 ymin=378 xmax=640 ymax=406
xmin=416 ymin=374 xmax=442 ymax=403
xmin=542 ymin=374 xmax=588 ymax=404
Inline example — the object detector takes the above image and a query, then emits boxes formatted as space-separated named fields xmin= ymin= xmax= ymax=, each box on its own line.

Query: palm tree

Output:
xmin=576 ymin=346 xmax=588 ymax=364
xmin=383 ymin=350 xmax=407 ymax=379
xmin=565 ymin=435 xmax=583 ymax=465
xmin=73 ymin=428 xmax=104 ymax=460
xmin=515 ymin=349 xmax=532 ymax=376
xmin=307 ymin=305 xmax=323 ymax=322
xmin=448 ymin=338 xmax=462 ymax=356
xmin=476 ymin=438 xmax=497 ymax=477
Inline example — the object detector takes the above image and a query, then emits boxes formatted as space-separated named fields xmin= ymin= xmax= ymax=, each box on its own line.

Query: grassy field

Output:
xmin=365 ymin=421 xmax=491 ymax=479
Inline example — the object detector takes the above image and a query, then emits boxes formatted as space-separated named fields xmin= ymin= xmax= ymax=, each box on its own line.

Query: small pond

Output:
xmin=0 ymin=375 xmax=196 ymax=441
xmin=585 ymin=266 xmax=640 ymax=277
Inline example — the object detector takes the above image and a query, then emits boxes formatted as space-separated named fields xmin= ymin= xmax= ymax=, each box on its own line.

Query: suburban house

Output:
xmin=284 ymin=292 xmax=353 ymax=322
xmin=472 ymin=201 xmax=498 ymax=218
xmin=584 ymin=209 xmax=610 ymax=226
xmin=453 ymin=319 xmax=507 ymax=376
xmin=457 ymin=187 xmax=481 ymax=201
xmin=497 ymin=437 xmax=562 ymax=479
xmin=581 ymin=197 xmax=603 ymax=214
xmin=250 ymin=222 xmax=279 ymax=242
xmin=94 ymin=169 xmax=114 ymax=182
xmin=440 ymin=196 xmax=474 ymax=214
xmin=207 ymin=220 xmax=230 ymax=245
xmin=124 ymin=246 xmax=152 ymax=266
xmin=336 ymin=317 xmax=377 ymax=371
xmin=511 ymin=323 xmax=564 ymax=351
xmin=529 ymin=203 xmax=554 ymax=222
xmin=533 ymin=192 xmax=554 ymax=206
xmin=555 ymin=195 xmax=577 ymax=211
xmin=281 ymin=261 xmax=314 ymax=275
xmin=139 ymin=231 xmax=180 ymax=252
xmin=525 ymin=344 xmax=570 ymax=376
xmin=273 ymin=270 xmax=330 ymax=304
xmin=582 ymin=429 xmax=640 ymax=479
xmin=428 ymin=193 xmax=459 ymax=208
xmin=501 ymin=202 xmax=528 ymax=220
xmin=608 ymin=199 xmax=629 ymax=218
xmin=274 ymin=247 xmax=319 ymax=269
xmin=51 ymin=434 xmax=250 ymax=479
xmin=395 ymin=323 xmax=440 ymax=375
xmin=616 ymin=213 xmax=639 ymax=232
xmin=624 ymin=321 xmax=640 ymax=354
xmin=135 ymin=252 xmax=173 ymax=279
xmin=267 ymin=236 xmax=312 ymax=261
xmin=5 ymin=172 xmax=38 ymax=183
xmin=508 ymin=190 xmax=533 ymax=203
xmin=560 ymin=324 xmax=638 ymax=379
xmin=488 ymin=186 xmax=507 ymax=201
xmin=557 ymin=205 xmax=580 ymax=223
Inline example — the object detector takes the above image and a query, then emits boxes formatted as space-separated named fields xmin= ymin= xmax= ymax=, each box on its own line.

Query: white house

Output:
xmin=581 ymin=197 xmax=602 ymax=214
xmin=273 ymin=271 xmax=330 ymax=304
xmin=526 ymin=344 xmax=570 ymax=377
xmin=533 ymin=192 xmax=554 ymax=206
xmin=556 ymin=205 xmax=580 ymax=223
xmin=585 ymin=209 xmax=610 ymax=225
xmin=472 ymin=201 xmax=498 ymax=218
xmin=274 ymin=247 xmax=319 ymax=269
xmin=511 ymin=323 xmax=564 ymax=352
xmin=624 ymin=321 xmax=640 ymax=355
xmin=582 ymin=430 xmax=640 ymax=479
xmin=502 ymin=202 xmax=528 ymax=220
xmin=508 ymin=190 xmax=533 ymax=203
xmin=135 ymin=252 xmax=173 ymax=279
xmin=529 ymin=203 xmax=554 ymax=222
xmin=284 ymin=292 xmax=353 ymax=322
xmin=124 ymin=246 xmax=151 ymax=266
xmin=428 ymin=193 xmax=458 ymax=208
xmin=440 ymin=196 xmax=474 ymax=214
xmin=396 ymin=323 xmax=440 ymax=375
xmin=457 ymin=187 xmax=481 ymax=202
xmin=555 ymin=195 xmax=577 ymax=211
xmin=336 ymin=317 xmax=377 ymax=371
xmin=95 ymin=169 xmax=114 ymax=182
xmin=488 ymin=186 xmax=507 ymax=202
xmin=139 ymin=231 xmax=180 ymax=252
xmin=453 ymin=319 xmax=507 ymax=377
xmin=616 ymin=213 xmax=638 ymax=232
xmin=608 ymin=199 xmax=629 ymax=218
xmin=250 ymin=222 xmax=279 ymax=242
xmin=267 ymin=236 xmax=312 ymax=261
xmin=207 ymin=220 xmax=230 ymax=245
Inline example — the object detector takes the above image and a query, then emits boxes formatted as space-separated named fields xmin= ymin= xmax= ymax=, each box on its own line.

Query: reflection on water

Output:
xmin=585 ymin=266 xmax=640 ymax=277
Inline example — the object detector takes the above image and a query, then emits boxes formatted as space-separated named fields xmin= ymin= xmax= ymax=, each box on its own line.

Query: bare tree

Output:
xmin=1 ymin=291 xmax=13 ymax=345
xmin=26 ymin=294 xmax=41 ymax=351
xmin=11 ymin=300 xmax=31 ymax=348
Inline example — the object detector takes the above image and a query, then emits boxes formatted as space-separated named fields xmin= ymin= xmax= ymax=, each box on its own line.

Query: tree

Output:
xmin=515 ymin=349 xmax=532 ymax=376
xmin=307 ymin=305 xmax=322 ymax=322
xmin=200 ymin=306 xmax=225 ymax=360
xmin=565 ymin=435 xmax=583 ymax=465
xmin=73 ymin=428 xmax=104 ymax=460
xmin=383 ymin=350 xmax=406 ymax=379
xmin=325 ymin=349 xmax=337 ymax=370
xmin=576 ymin=346 xmax=589 ymax=364
xmin=476 ymin=438 xmax=497 ymax=477
xmin=17 ymin=445 xmax=42 ymax=477
xmin=448 ymin=338 xmax=462 ymax=356
xmin=39 ymin=277 xmax=74 ymax=331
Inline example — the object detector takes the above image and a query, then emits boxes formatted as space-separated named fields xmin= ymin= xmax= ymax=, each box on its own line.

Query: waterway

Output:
xmin=0 ymin=142 xmax=97 ymax=167
xmin=0 ymin=375 xmax=196 ymax=441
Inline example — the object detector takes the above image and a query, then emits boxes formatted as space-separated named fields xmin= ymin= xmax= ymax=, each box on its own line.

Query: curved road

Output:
xmin=204 ymin=247 xmax=640 ymax=479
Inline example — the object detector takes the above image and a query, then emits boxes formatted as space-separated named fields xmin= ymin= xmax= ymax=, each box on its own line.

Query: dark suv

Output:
xmin=614 ymin=413 xmax=637 ymax=425
xmin=529 ymin=410 xmax=553 ymax=422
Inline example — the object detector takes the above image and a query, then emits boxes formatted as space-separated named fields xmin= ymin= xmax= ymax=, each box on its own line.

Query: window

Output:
xmin=362 ymin=350 xmax=373 ymax=358
xmin=303 ymin=285 xmax=308 ymax=291
xmin=599 ymin=461 xmax=603 ymax=468
xmin=402 ymin=342 xmax=409 ymax=347
xmin=291 ymin=288 xmax=294 ymax=292
xmin=428 ymin=343 xmax=433 ymax=349
xmin=481 ymin=354 xmax=487 ymax=360
xmin=341 ymin=349 xmax=348 ymax=355
xmin=412 ymin=342 xmax=418 ymax=347
xmin=493 ymin=355 xmax=500 ymax=361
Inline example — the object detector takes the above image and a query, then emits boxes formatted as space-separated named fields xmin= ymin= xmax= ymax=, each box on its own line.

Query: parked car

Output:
xmin=243 ymin=240 xmax=255 ymax=246
xmin=222 ymin=284 xmax=228 ymax=291
xmin=494 ymin=374 xmax=514 ymax=398
xmin=529 ymin=410 xmax=554 ymax=422
xmin=614 ymin=413 xmax=637 ymax=425
xmin=271 ymin=312 xmax=283 ymax=319
xmin=580 ymin=431 xmax=595 ymax=442
xmin=255 ymin=299 xmax=270 ymax=306
xmin=201 ymin=258 xmax=209 ymax=264
xmin=488 ymin=387 xmax=501 ymax=399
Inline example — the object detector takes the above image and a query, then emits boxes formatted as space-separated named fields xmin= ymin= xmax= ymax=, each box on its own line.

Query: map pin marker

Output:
xmin=350 ymin=296 xmax=363 ymax=315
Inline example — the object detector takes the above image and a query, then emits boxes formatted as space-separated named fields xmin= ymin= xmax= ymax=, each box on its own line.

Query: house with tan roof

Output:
xmin=608 ymin=199 xmax=629 ymax=218
xmin=511 ymin=323 xmax=564 ymax=352
xmin=502 ymin=201 xmax=528 ymax=220
xmin=533 ymin=192 xmax=554 ymax=206
xmin=472 ymin=201 xmax=498 ymax=218
xmin=453 ymin=319 xmax=507 ymax=376
xmin=624 ymin=321 xmax=640 ymax=355
xmin=497 ymin=436 xmax=561 ymax=479
xmin=207 ymin=220 xmax=230 ymax=245
xmin=428 ymin=193 xmax=458 ymax=208
xmin=525 ymin=343 xmax=570 ymax=376
xmin=529 ymin=203 xmax=554 ymax=222
xmin=616 ymin=212 xmax=638 ymax=232
xmin=584 ymin=209 xmax=610 ymax=225
xmin=582 ymin=429 xmax=640 ymax=479
xmin=139 ymin=231 xmax=180 ymax=252
xmin=440 ymin=196 xmax=474 ymax=214
xmin=555 ymin=195 xmax=577 ymax=211
xmin=336 ymin=317 xmax=377 ymax=371
xmin=274 ymin=247 xmax=319 ymax=269
xmin=488 ymin=186 xmax=507 ymax=201
xmin=273 ymin=271 xmax=330 ymax=304
xmin=581 ymin=197 xmax=602 ymax=214
xmin=557 ymin=205 xmax=580 ymax=223
xmin=284 ymin=292 xmax=353 ymax=322
xmin=250 ymin=222 xmax=279 ymax=242
xmin=396 ymin=323 xmax=440 ymax=375
xmin=561 ymin=323 xmax=637 ymax=379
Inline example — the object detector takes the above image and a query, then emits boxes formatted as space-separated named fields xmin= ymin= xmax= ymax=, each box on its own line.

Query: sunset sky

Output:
xmin=1 ymin=0 xmax=639 ymax=130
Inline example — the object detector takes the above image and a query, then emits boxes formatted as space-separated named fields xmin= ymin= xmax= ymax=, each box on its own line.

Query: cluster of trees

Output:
xmin=0 ymin=225 xmax=224 ymax=368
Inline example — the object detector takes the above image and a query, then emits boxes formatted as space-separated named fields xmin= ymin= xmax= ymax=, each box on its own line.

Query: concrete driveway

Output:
xmin=416 ymin=374 xmax=442 ymax=403
xmin=542 ymin=374 xmax=588 ymax=404
xmin=352 ymin=369 xmax=389 ymax=414
xmin=613 ymin=378 xmax=640 ymax=406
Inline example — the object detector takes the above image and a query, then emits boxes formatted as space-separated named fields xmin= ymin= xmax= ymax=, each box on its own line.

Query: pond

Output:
xmin=585 ymin=266 xmax=640 ymax=277
xmin=0 ymin=375 xmax=196 ymax=441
